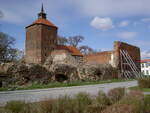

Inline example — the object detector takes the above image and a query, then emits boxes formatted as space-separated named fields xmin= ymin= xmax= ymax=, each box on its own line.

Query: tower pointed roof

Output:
xmin=38 ymin=3 xmax=46 ymax=19
xmin=26 ymin=4 xmax=57 ymax=28
xmin=41 ymin=3 xmax=44 ymax=13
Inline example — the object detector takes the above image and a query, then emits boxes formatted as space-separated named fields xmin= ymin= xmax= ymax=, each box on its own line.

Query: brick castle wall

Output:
xmin=84 ymin=51 xmax=112 ymax=64
xmin=84 ymin=41 xmax=141 ymax=71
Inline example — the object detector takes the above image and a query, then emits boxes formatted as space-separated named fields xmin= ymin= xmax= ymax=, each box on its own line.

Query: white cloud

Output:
xmin=0 ymin=0 xmax=69 ymax=24
xmin=119 ymin=21 xmax=129 ymax=27
xmin=1 ymin=9 xmax=24 ymax=24
xmin=1 ymin=0 xmax=150 ymax=24
xmin=141 ymin=51 xmax=150 ymax=58
xmin=69 ymin=0 xmax=150 ymax=17
xmin=141 ymin=18 xmax=150 ymax=22
xmin=117 ymin=32 xmax=138 ymax=40
xmin=90 ymin=17 xmax=114 ymax=31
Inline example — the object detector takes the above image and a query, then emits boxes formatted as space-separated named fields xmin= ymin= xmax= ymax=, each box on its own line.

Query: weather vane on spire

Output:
xmin=38 ymin=3 xmax=47 ymax=19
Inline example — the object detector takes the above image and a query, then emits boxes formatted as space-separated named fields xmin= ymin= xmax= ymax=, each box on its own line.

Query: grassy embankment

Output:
xmin=129 ymin=86 xmax=150 ymax=92
xmin=0 ymin=79 xmax=134 ymax=91
xmin=129 ymin=77 xmax=150 ymax=92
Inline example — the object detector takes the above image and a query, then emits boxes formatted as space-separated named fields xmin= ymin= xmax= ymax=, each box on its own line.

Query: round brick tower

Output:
xmin=25 ymin=4 xmax=58 ymax=64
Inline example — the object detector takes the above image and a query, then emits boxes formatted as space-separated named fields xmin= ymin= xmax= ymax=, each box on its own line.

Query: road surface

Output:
xmin=0 ymin=81 xmax=137 ymax=106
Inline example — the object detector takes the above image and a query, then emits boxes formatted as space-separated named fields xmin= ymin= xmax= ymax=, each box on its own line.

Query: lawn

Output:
xmin=0 ymin=79 xmax=134 ymax=91
xmin=129 ymin=86 xmax=150 ymax=92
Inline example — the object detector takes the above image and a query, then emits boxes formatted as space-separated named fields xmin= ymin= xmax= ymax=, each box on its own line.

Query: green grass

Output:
xmin=0 ymin=79 xmax=134 ymax=91
xmin=129 ymin=86 xmax=150 ymax=92
xmin=0 ymin=87 xmax=9 ymax=91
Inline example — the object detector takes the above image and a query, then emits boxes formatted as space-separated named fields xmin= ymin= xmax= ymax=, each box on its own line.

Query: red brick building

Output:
xmin=25 ymin=5 xmax=83 ymax=64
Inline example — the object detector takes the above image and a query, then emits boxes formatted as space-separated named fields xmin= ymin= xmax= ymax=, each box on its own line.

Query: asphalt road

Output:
xmin=0 ymin=81 xmax=137 ymax=106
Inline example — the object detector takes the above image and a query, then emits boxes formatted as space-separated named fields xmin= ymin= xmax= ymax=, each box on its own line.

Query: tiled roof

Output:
xmin=56 ymin=45 xmax=83 ymax=56
xmin=26 ymin=18 xmax=57 ymax=28
xmin=140 ymin=59 xmax=150 ymax=63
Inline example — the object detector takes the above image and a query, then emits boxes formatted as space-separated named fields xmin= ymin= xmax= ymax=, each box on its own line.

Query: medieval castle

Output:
xmin=25 ymin=5 xmax=141 ymax=78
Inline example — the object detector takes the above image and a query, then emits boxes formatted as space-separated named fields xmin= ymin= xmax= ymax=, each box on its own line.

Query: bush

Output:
xmin=53 ymin=95 xmax=76 ymax=113
xmin=102 ymin=90 xmax=145 ymax=113
xmin=84 ymin=104 xmax=104 ymax=113
xmin=138 ymin=77 xmax=150 ymax=88
xmin=84 ymin=91 xmax=111 ymax=113
xmin=74 ymin=92 xmax=93 ymax=113
xmin=119 ymin=90 xmax=145 ymax=113
xmin=95 ymin=91 xmax=110 ymax=107
xmin=107 ymin=87 xmax=125 ymax=104
xmin=39 ymin=99 xmax=56 ymax=113
xmin=101 ymin=104 xmax=134 ymax=113
xmin=143 ymin=95 xmax=150 ymax=113
xmin=5 ymin=101 xmax=26 ymax=113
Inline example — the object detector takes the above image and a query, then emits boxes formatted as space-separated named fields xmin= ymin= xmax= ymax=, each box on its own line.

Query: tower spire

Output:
xmin=41 ymin=3 xmax=44 ymax=13
xmin=38 ymin=3 xmax=47 ymax=19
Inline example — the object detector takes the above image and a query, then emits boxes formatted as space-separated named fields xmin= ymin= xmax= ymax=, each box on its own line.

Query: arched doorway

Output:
xmin=55 ymin=74 xmax=68 ymax=82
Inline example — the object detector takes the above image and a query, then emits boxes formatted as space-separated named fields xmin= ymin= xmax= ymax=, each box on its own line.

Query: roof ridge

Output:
xmin=26 ymin=18 xmax=57 ymax=28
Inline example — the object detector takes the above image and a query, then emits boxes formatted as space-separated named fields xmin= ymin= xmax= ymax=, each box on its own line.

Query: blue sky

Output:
xmin=0 ymin=0 xmax=150 ymax=59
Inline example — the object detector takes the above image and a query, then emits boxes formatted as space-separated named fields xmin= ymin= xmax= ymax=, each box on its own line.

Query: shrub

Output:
xmin=5 ymin=101 xmax=26 ymax=113
xmin=143 ymin=95 xmax=150 ymax=113
xmin=74 ymin=92 xmax=93 ymax=113
xmin=118 ymin=90 xmax=145 ymax=113
xmin=52 ymin=95 xmax=76 ymax=113
xmin=84 ymin=104 xmax=104 ymax=113
xmin=85 ymin=91 xmax=111 ymax=113
xmin=107 ymin=87 xmax=125 ymax=104
xmin=95 ymin=91 xmax=110 ymax=108
xmin=102 ymin=90 xmax=145 ymax=113
xmin=101 ymin=104 xmax=134 ymax=113
xmin=138 ymin=77 xmax=150 ymax=88
xmin=0 ymin=107 xmax=10 ymax=113
xmin=39 ymin=99 xmax=56 ymax=113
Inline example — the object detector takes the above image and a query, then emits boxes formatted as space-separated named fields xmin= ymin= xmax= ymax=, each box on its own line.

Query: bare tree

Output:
xmin=0 ymin=32 xmax=19 ymax=63
xmin=79 ymin=45 xmax=97 ymax=54
xmin=57 ymin=35 xmax=68 ymax=45
xmin=57 ymin=35 xmax=99 ymax=55
xmin=67 ymin=35 xmax=84 ymax=47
